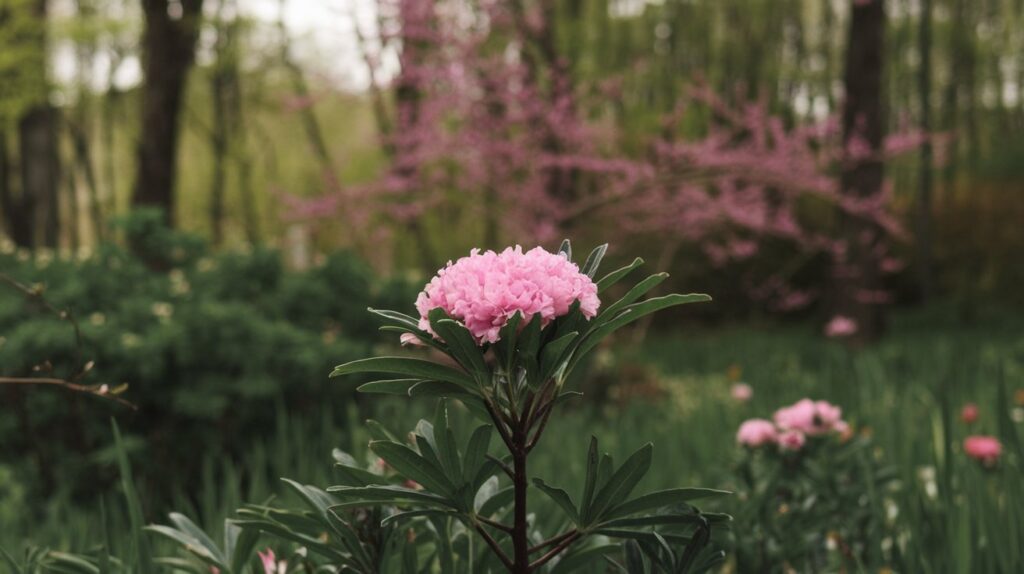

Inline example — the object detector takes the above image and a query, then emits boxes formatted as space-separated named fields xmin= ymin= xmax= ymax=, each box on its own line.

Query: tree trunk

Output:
xmin=18 ymin=106 xmax=61 ymax=248
xmin=834 ymin=0 xmax=886 ymax=342
xmin=132 ymin=0 xmax=204 ymax=225
xmin=916 ymin=0 xmax=933 ymax=300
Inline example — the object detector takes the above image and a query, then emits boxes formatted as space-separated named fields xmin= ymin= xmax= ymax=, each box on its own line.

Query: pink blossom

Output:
xmin=737 ymin=419 xmax=777 ymax=447
xmin=773 ymin=399 xmax=844 ymax=436
xmin=258 ymin=549 xmax=276 ymax=574
xmin=825 ymin=315 xmax=858 ymax=338
xmin=731 ymin=383 xmax=753 ymax=402
xmin=960 ymin=403 xmax=979 ymax=425
xmin=778 ymin=429 xmax=806 ymax=451
xmin=412 ymin=246 xmax=600 ymax=344
xmin=963 ymin=435 xmax=1002 ymax=465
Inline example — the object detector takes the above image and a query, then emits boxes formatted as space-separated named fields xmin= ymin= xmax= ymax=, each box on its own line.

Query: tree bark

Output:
xmin=835 ymin=0 xmax=886 ymax=342
xmin=132 ymin=0 xmax=205 ymax=225
xmin=18 ymin=105 xmax=61 ymax=248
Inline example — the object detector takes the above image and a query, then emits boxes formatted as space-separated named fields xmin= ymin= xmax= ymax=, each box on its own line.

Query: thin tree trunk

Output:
xmin=132 ymin=0 xmax=205 ymax=226
xmin=19 ymin=106 xmax=61 ymax=248
xmin=209 ymin=0 xmax=231 ymax=245
xmin=834 ymin=0 xmax=886 ymax=342
xmin=916 ymin=0 xmax=933 ymax=300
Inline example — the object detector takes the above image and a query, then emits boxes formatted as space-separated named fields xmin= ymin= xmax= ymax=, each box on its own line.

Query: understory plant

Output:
xmin=733 ymin=399 xmax=898 ymax=572
xmin=281 ymin=241 xmax=732 ymax=572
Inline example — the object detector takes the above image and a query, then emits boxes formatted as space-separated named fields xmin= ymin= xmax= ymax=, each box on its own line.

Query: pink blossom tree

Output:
xmin=284 ymin=0 xmax=939 ymax=328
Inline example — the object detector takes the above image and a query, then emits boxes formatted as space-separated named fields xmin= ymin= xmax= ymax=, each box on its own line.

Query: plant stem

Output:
xmin=512 ymin=427 xmax=530 ymax=573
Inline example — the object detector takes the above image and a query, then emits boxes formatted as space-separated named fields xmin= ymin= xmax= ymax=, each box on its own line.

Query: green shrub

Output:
xmin=0 ymin=214 xmax=417 ymax=506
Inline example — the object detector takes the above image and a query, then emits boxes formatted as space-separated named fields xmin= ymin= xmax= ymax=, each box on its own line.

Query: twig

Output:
xmin=0 ymin=272 xmax=135 ymax=409
xmin=486 ymin=453 xmax=515 ymax=479
xmin=0 ymin=377 xmax=136 ymax=410
xmin=479 ymin=515 xmax=515 ymax=534
xmin=528 ymin=531 xmax=581 ymax=571
xmin=529 ymin=529 xmax=577 ymax=554
xmin=474 ymin=522 xmax=514 ymax=571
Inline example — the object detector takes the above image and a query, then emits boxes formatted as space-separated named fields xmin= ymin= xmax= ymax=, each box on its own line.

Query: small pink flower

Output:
xmin=960 ymin=403 xmax=979 ymax=425
xmin=258 ymin=549 xmax=276 ymax=574
xmin=730 ymin=383 xmax=753 ymax=402
xmin=404 ymin=479 xmax=423 ymax=490
xmin=778 ymin=430 xmax=806 ymax=451
xmin=399 ymin=332 xmax=422 ymax=346
xmin=413 ymin=246 xmax=600 ymax=345
xmin=737 ymin=419 xmax=777 ymax=447
xmin=773 ymin=399 xmax=844 ymax=436
xmin=964 ymin=435 xmax=1002 ymax=465
xmin=824 ymin=315 xmax=858 ymax=338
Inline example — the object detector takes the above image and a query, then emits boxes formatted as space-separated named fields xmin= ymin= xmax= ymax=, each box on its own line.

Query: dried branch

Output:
xmin=0 ymin=272 xmax=136 ymax=409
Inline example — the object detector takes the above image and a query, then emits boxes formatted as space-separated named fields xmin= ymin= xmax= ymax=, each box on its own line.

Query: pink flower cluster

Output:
xmin=963 ymin=435 xmax=1002 ymax=466
xmin=411 ymin=246 xmax=600 ymax=345
xmin=737 ymin=398 xmax=849 ymax=451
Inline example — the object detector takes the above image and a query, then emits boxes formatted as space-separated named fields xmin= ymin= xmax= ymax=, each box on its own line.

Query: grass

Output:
xmin=4 ymin=316 xmax=1023 ymax=571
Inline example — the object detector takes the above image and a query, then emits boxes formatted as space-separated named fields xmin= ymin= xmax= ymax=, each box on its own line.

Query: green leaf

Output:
xmin=380 ymin=509 xmax=458 ymax=528
xmin=370 ymin=440 xmax=455 ymax=497
xmin=559 ymin=239 xmax=572 ymax=261
xmin=516 ymin=313 xmax=544 ymax=376
xmin=603 ymin=488 xmax=730 ymax=521
xmin=539 ymin=331 xmax=578 ymax=382
xmin=574 ymin=294 xmax=711 ymax=365
xmin=581 ymin=244 xmax=609 ymax=278
xmin=596 ymin=257 xmax=643 ymax=293
xmin=429 ymin=309 xmax=489 ymax=379
xmin=408 ymin=380 xmax=475 ymax=399
xmin=145 ymin=525 xmax=223 ymax=569
xmin=533 ymin=478 xmax=580 ymax=525
xmin=111 ymin=420 xmax=155 ymax=573
xmin=588 ymin=443 xmax=653 ymax=523
xmin=333 ymin=462 xmax=383 ymax=487
xmin=227 ymin=521 xmax=259 ymax=574
xmin=551 ymin=543 xmax=620 ymax=574
xmin=167 ymin=513 xmax=227 ymax=566
xmin=478 ymin=485 xmax=515 ymax=516
xmin=580 ymin=437 xmax=600 ymax=523
xmin=624 ymin=540 xmax=645 ymax=573
xmin=474 ymin=476 xmax=500 ymax=513
xmin=327 ymin=485 xmax=456 ymax=510
xmin=357 ymin=378 xmax=424 ymax=395
xmin=599 ymin=273 xmax=669 ymax=322
xmin=0 ymin=547 xmax=23 ymax=574
xmin=462 ymin=424 xmax=493 ymax=484
xmin=366 ymin=419 xmax=401 ymax=442
xmin=432 ymin=401 xmax=462 ymax=481
xmin=331 ymin=357 xmax=477 ymax=393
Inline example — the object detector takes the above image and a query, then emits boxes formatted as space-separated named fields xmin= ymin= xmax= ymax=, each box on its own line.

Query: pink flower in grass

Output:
xmin=964 ymin=436 xmax=1002 ymax=466
xmin=258 ymin=549 xmax=277 ymax=574
xmin=778 ymin=429 xmax=807 ymax=451
xmin=737 ymin=419 xmax=777 ymax=447
xmin=731 ymin=383 xmax=753 ymax=402
xmin=825 ymin=315 xmax=858 ymax=338
xmin=411 ymin=246 xmax=600 ymax=345
xmin=773 ymin=399 xmax=844 ymax=436
xmin=960 ymin=403 xmax=979 ymax=425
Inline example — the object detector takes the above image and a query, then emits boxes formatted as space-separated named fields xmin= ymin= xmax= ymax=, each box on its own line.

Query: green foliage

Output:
xmin=0 ymin=0 xmax=48 ymax=128
xmin=732 ymin=434 xmax=899 ymax=572
xmin=0 ymin=214 xmax=417 ymax=506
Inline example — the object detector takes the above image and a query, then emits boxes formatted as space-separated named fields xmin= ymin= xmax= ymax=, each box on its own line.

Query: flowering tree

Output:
xmin=282 ymin=0 xmax=936 ymax=329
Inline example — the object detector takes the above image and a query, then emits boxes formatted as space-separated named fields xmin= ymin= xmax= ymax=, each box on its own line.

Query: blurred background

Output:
xmin=1 ymin=0 xmax=1023 ymax=568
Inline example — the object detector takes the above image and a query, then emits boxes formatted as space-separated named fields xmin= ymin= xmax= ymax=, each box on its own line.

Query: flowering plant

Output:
xmin=732 ymin=399 xmax=898 ymax=572
xmin=311 ymin=241 xmax=730 ymax=572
